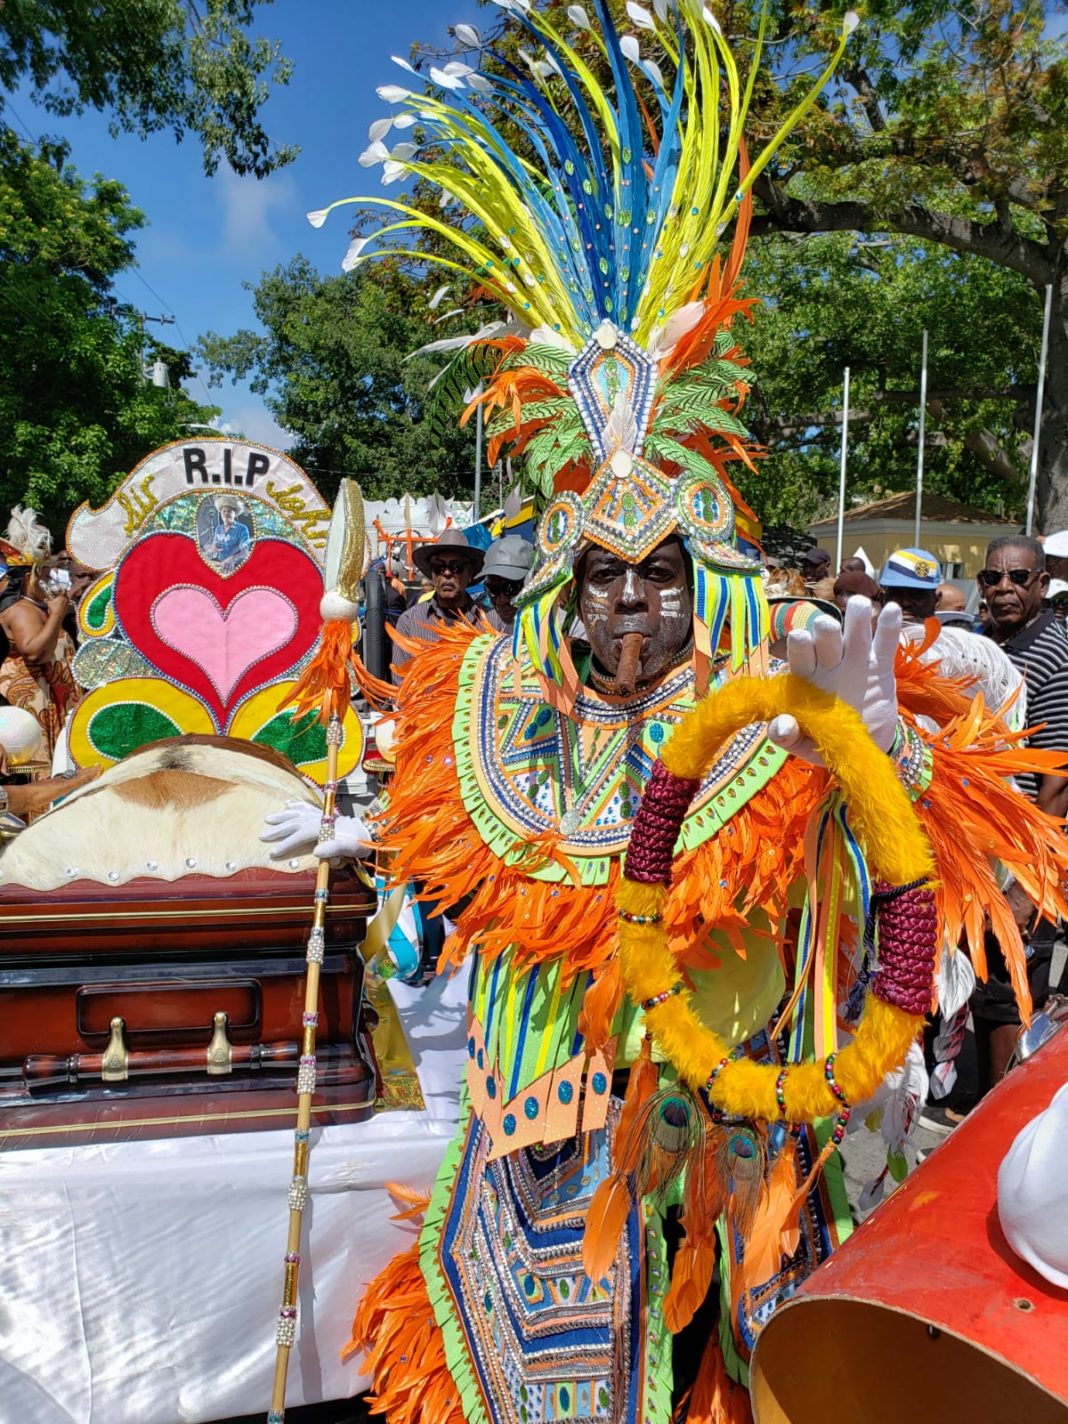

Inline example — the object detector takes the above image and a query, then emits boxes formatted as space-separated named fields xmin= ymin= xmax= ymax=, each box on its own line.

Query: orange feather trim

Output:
xmin=578 ymin=958 xmax=623 ymax=1050
xmin=732 ymin=1139 xmax=803 ymax=1305
xmin=673 ymin=1337 xmax=754 ymax=1424
xmin=376 ymin=622 xmax=825 ymax=986
xmin=386 ymin=1182 xmax=432 ymax=1223
xmin=616 ymin=1036 xmax=659 ymax=1167
xmin=911 ymin=701 xmax=1068 ymax=1017
xmin=667 ymin=757 xmax=824 ymax=969
xmin=350 ymin=653 xmax=395 ymax=713
xmin=377 ymin=619 xmax=1068 ymax=1029
xmin=581 ymin=1172 xmax=634 ymax=1286
xmin=663 ymin=1132 xmax=724 ymax=1335
xmin=581 ymin=1038 xmax=658 ymax=1282
xmin=278 ymin=619 xmax=355 ymax=724
xmin=894 ymin=637 xmax=1068 ymax=1018
xmin=461 ymin=364 xmax=570 ymax=469
xmin=345 ymin=1244 xmax=465 ymax=1424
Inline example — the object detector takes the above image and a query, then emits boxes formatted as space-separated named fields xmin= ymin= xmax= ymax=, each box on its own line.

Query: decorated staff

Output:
xmin=267 ymin=479 xmax=366 ymax=1424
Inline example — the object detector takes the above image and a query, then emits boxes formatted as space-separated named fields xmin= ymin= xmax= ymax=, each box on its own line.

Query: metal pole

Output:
xmin=364 ymin=564 xmax=386 ymax=683
xmin=914 ymin=329 xmax=928 ymax=547
xmin=1026 ymin=284 xmax=1054 ymax=536
xmin=835 ymin=366 xmax=851 ymax=570
xmin=473 ymin=386 xmax=484 ymax=523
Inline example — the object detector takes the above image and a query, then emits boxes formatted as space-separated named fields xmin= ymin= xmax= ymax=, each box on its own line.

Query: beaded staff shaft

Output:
xmin=267 ymin=709 xmax=343 ymax=1424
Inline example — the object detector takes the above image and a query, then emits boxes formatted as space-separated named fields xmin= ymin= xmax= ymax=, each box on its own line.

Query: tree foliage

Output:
xmin=736 ymin=0 xmax=1066 ymax=529
xmin=0 ymin=131 xmax=219 ymax=528
xmin=197 ymin=260 xmax=477 ymax=502
xmin=448 ymin=0 xmax=1063 ymax=531
xmin=737 ymin=231 xmax=1039 ymax=525
xmin=0 ymin=0 xmax=295 ymax=177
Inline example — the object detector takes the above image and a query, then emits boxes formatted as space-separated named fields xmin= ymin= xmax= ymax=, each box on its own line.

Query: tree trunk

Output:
xmin=1035 ymin=255 xmax=1068 ymax=535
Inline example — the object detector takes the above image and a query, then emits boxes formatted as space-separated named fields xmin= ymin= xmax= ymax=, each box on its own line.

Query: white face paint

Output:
xmin=581 ymin=581 xmax=611 ymax=627
xmin=577 ymin=540 xmax=693 ymax=682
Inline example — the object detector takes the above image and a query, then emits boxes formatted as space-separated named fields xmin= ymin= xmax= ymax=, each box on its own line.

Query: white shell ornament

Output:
xmin=0 ymin=707 xmax=45 ymax=766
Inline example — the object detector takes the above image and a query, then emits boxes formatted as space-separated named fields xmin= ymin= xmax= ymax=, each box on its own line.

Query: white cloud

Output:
xmin=215 ymin=166 xmax=298 ymax=259
xmin=215 ymin=403 xmax=297 ymax=452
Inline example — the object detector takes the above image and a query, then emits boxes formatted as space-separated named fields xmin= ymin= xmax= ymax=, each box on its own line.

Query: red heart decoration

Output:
xmin=114 ymin=533 xmax=323 ymax=728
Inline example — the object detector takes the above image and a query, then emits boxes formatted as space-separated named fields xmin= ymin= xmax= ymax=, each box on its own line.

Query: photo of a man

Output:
xmin=199 ymin=494 xmax=253 ymax=574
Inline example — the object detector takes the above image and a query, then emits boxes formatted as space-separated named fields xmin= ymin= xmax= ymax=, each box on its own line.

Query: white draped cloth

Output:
xmin=0 ymin=971 xmax=468 ymax=1424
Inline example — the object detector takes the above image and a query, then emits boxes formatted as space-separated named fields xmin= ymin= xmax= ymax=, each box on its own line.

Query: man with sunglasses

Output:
xmin=973 ymin=534 xmax=1068 ymax=1091
xmin=481 ymin=535 xmax=533 ymax=631
xmin=391 ymin=528 xmax=483 ymax=684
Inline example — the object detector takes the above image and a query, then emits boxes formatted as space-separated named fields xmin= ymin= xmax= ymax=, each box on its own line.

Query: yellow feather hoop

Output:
xmin=617 ymin=674 xmax=935 ymax=1124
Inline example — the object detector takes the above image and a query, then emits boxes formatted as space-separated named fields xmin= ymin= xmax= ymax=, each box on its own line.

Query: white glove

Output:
xmin=316 ymin=815 xmax=373 ymax=861
xmin=260 ymin=800 xmax=373 ymax=861
xmin=768 ymin=596 xmax=901 ymax=765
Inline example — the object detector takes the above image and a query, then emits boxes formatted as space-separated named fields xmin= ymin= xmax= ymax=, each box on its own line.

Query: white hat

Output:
xmin=998 ymin=1080 xmax=1068 ymax=1289
xmin=1042 ymin=530 xmax=1068 ymax=557
xmin=1047 ymin=578 xmax=1068 ymax=600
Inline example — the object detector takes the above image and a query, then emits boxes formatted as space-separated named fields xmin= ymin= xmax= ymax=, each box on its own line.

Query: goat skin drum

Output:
xmin=750 ymin=1027 xmax=1068 ymax=1424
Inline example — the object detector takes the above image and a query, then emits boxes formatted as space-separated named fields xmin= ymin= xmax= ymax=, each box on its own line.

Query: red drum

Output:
xmin=751 ymin=1025 xmax=1068 ymax=1424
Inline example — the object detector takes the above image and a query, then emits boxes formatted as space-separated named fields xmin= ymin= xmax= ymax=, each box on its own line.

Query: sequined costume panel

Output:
xmin=424 ymin=1102 xmax=673 ymax=1424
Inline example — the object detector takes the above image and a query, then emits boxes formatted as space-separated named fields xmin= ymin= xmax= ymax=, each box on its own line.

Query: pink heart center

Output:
xmin=150 ymin=585 xmax=299 ymax=706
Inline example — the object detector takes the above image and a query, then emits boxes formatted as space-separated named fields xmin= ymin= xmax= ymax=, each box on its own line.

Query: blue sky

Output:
xmin=11 ymin=0 xmax=482 ymax=448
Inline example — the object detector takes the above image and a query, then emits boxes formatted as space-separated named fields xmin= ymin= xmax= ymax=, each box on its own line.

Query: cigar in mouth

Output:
xmin=615 ymin=631 xmax=644 ymax=696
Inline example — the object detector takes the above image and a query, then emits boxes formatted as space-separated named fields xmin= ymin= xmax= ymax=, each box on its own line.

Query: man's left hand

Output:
xmin=768 ymin=596 xmax=902 ymax=765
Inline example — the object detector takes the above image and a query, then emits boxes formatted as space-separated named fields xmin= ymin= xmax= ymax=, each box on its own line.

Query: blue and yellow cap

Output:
xmin=879 ymin=547 xmax=942 ymax=591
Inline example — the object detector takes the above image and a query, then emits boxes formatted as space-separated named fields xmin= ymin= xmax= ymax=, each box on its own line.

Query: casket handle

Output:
xmin=101 ymin=1017 xmax=128 ymax=1082
xmin=206 ymin=1011 xmax=233 ymax=1076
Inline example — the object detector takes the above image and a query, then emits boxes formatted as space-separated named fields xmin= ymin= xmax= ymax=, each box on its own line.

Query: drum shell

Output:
xmin=751 ymin=1026 xmax=1068 ymax=1424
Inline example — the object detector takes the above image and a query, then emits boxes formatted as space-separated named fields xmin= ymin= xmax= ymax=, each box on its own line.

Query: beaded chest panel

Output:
xmin=456 ymin=636 xmax=782 ymax=872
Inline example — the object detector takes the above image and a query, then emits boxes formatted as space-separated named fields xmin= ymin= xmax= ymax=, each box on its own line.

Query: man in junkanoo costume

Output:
xmin=300 ymin=4 xmax=1068 ymax=1419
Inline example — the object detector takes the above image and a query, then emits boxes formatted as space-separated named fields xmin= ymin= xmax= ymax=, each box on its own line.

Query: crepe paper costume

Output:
xmin=308 ymin=4 xmax=1068 ymax=1420
xmin=0 ymin=625 xmax=80 ymax=770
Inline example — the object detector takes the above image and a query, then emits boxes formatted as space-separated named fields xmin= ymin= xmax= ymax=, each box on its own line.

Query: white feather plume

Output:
xmin=6 ymin=504 xmax=52 ymax=565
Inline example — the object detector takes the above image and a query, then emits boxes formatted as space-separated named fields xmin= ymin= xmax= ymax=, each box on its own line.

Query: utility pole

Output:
xmin=913 ymin=330 xmax=929 ymax=547
xmin=113 ymin=304 xmax=175 ymax=383
xmin=835 ymin=367 xmax=850 ymax=571
xmin=1026 ymin=285 xmax=1053 ymax=536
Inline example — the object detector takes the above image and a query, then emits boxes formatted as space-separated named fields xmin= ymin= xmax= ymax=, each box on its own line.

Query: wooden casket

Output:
xmin=0 ymin=740 xmax=379 ymax=1147
xmin=0 ymin=867 xmax=377 ymax=1146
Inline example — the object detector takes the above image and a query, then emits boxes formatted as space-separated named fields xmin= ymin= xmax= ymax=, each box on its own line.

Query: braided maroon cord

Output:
xmin=871 ymin=880 xmax=938 ymax=1016
xmin=624 ymin=760 xmax=700 ymax=886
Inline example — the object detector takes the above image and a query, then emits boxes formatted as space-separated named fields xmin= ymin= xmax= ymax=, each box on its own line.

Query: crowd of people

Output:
xmin=765 ymin=534 xmax=1068 ymax=1135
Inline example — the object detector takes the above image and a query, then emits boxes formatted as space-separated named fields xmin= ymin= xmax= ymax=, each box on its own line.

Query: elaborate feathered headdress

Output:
xmin=311 ymin=0 xmax=857 ymax=691
xmin=6 ymin=505 xmax=53 ymax=568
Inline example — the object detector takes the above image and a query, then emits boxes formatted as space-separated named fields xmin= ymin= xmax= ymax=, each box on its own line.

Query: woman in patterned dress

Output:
xmin=0 ymin=508 xmax=82 ymax=773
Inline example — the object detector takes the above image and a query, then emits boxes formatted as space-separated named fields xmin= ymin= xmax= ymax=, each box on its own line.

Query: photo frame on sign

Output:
xmin=196 ymin=493 xmax=256 ymax=576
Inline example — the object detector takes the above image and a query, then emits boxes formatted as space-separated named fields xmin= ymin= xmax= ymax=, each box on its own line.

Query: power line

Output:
xmin=2 ymin=100 xmax=37 ymax=145
xmin=128 ymin=266 xmax=175 ymax=317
